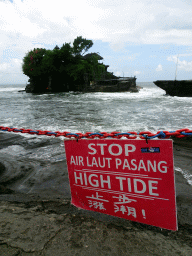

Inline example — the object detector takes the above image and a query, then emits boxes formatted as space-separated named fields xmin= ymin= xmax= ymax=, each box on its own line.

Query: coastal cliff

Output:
xmin=87 ymin=77 xmax=138 ymax=92
xmin=153 ymin=80 xmax=192 ymax=97
xmin=25 ymin=76 xmax=138 ymax=93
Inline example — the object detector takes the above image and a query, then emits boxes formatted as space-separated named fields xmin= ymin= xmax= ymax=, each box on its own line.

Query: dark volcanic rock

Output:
xmin=1 ymin=132 xmax=192 ymax=255
xmin=0 ymin=132 xmax=192 ymax=227
xmin=0 ymin=132 xmax=70 ymax=198
xmin=153 ymin=80 xmax=192 ymax=97
xmin=25 ymin=77 xmax=138 ymax=93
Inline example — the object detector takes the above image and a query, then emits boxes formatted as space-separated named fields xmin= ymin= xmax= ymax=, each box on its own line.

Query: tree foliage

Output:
xmin=22 ymin=36 xmax=112 ymax=92
xmin=72 ymin=36 xmax=93 ymax=56
xmin=22 ymin=48 xmax=47 ymax=77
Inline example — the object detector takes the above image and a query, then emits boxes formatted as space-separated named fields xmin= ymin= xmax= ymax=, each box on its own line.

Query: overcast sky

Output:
xmin=1 ymin=0 xmax=192 ymax=84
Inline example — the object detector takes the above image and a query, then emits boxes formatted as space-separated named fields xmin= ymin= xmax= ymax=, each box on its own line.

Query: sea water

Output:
xmin=0 ymin=82 xmax=192 ymax=183
xmin=1 ymin=82 xmax=192 ymax=133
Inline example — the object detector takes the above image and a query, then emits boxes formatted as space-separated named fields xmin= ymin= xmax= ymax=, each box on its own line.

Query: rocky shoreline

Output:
xmin=0 ymin=132 xmax=192 ymax=255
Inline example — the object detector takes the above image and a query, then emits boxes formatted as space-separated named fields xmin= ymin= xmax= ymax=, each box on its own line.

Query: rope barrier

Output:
xmin=0 ymin=126 xmax=192 ymax=140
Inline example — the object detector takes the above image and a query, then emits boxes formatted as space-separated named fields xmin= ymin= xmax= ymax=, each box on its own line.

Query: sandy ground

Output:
xmin=0 ymin=132 xmax=192 ymax=255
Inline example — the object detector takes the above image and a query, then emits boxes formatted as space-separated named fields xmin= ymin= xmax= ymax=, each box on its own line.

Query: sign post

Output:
xmin=64 ymin=139 xmax=177 ymax=231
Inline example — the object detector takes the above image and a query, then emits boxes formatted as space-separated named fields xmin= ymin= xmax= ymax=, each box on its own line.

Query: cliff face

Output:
xmin=87 ymin=77 xmax=138 ymax=93
xmin=153 ymin=80 xmax=192 ymax=97
xmin=25 ymin=76 xmax=72 ymax=93
xmin=25 ymin=77 xmax=138 ymax=93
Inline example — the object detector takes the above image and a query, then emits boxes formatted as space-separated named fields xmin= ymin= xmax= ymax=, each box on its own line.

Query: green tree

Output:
xmin=22 ymin=48 xmax=47 ymax=77
xmin=22 ymin=36 xmax=111 ymax=92
xmin=72 ymin=36 xmax=93 ymax=56
xmin=83 ymin=53 xmax=105 ymax=81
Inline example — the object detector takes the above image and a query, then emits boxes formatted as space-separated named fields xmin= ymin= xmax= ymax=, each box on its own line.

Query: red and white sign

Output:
xmin=64 ymin=139 xmax=177 ymax=231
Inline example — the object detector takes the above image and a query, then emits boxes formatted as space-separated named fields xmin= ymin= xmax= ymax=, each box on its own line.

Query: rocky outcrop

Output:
xmin=1 ymin=132 xmax=192 ymax=255
xmin=153 ymin=80 xmax=192 ymax=97
xmin=25 ymin=77 xmax=138 ymax=93
xmin=87 ymin=77 xmax=138 ymax=93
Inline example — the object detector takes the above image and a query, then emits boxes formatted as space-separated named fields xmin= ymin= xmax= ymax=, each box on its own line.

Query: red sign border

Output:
xmin=64 ymin=139 xmax=177 ymax=231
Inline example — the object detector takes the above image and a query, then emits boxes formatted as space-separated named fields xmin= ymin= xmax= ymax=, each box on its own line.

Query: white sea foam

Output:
xmin=1 ymin=82 xmax=192 ymax=140
xmin=175 ymin=167 xmax=192 ymax=186
xmin=0 ymin=87 xmax=24 ymax=92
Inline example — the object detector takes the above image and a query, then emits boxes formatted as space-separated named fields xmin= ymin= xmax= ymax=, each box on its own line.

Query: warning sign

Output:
xmin=64 ymin=139 xmax=177 ymax=231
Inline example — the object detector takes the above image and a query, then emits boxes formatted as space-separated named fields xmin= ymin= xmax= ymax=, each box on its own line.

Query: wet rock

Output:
xmin=0 ymin=132 xmax=192 ymax=255
xmin=0 ymin=185 xmax=14 ymax=194
xmin=0 ymin=201 xmax=62 ymax=252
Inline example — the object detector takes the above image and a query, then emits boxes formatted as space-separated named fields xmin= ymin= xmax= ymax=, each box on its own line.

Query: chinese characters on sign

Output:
xmin=64 ymin=139 xmax=177 ymax=231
